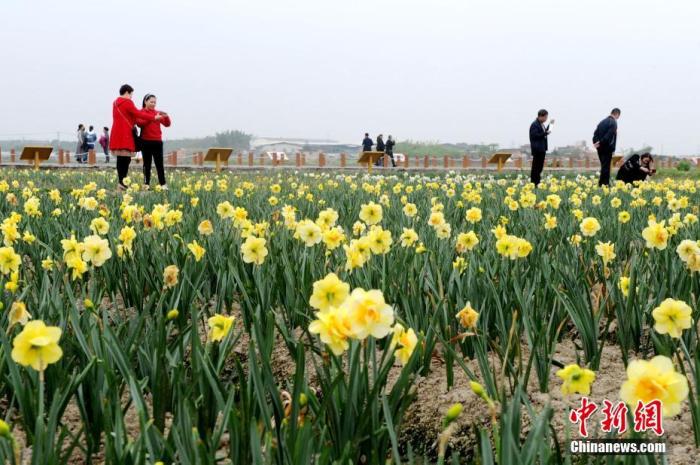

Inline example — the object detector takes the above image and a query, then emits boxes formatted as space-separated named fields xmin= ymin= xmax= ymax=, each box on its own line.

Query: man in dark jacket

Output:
xmin=529 ymin=109 xmax=553 ymax=185
xmin=362 ymin=133 xmax=373 ymax=152
xmin=384 ymin=135 xmax=396 ymax=167
xmin=593 ymin=108 xmax=621 ymax=186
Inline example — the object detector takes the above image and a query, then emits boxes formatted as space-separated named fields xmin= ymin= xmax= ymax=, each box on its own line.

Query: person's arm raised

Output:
xmin=124 ymin=100 xmax=159 ymax=121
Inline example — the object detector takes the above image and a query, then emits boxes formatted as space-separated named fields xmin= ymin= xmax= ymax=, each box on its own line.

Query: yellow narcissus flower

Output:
xmin=216 ymin=201 xmax=235 ymax=219
xmin=642 ymin=220 xmax=669 ymax=250
xmin=309 ymin=305 xmax=353 ymax=355
xmin=41 ymin=257 xmax=54 ymax=271
xmin=22 ymin=231 xmax=36 ymax=244
xmin=677 ymin=239 xmax=700 ymax=262
xmin=496 ymin=235 xmax=517 ymax=258
xmin=198 ymin=220 xmax=213 ymax=235
xmin=0 ymin=246 xmax=21 ymax=275
xmin=187 ymin=240 xmax=206 ymax=262
xmin=207 ymin=314 xmax=235 ymax=342
xmin=453 ymin=256 xmax=467 ymax=273
xmin=309 ymin=273 xmax=350 ymax=311
xmin=595 ymin=241 xmax=616 ymax=265
xmin=343 ymin=288 xmax=395 ymax=340
xmin=651 ymin=298 xmax=692 ymax=338
xmin=367 ymin=227 xmax=392 ymax=255
xmin=618 ymin=211 xmax=631 ymax=223
xmin=491 ymin=224 xmax=507 ymax=239
xmin=620 ymin=356 xmax=688 ymax=417
xmin=688 ymin=253 xmax=700 ymax=273
xmin=23 ymin=197 xmax=41 ymax=217
xmin=618 ymin=276 xmax=630 ymax=297
xmin=241 ymin=236 xmax=268 ymax=265
xmin=163 ymin=265 xmax=179 ymax=288
xmin=359 ymin=201 xmax=383 ymax=225
xmin=390 ymin=323 xmax=418 ymax=366
xmin=465 ymin=207 xmax=482 ymax=223
xmin=580 ymin=217 xmax=601 ymax=237
xmin=316 ymin=208 xmax=339 ymax=230
xmin=343 ymin=243 xmax=367 ymax=272
xmin=434 ymin=222 xmax=452 ymax=239
xmin=66 ymin=255 xmax=88 ymax=280
xmin=569 ymin=234 xmax=582 ymax=246
xmin=61 ymin=235 xmax=84 ymax=261
xmin=8 ymin=301 xmax=31 ymax=328
xmin=322 ymin=226 xmax=346 ymax=250
xmin=11 ymin=320 xmax=62 ymax=371
xmin=456 ymin=302 xmax=479 ymax=329
xmin=296 ymin=220 xmax=323 ymax=247
xmin=428 ymin=211 xmax=445 ymax=227
xmin=352 ymin=221 xmax=366 ymax=236
xmin=556 ymin=364 xmax=596 ymax=395
xmin=82 ymin=235 xmax=112 ymax=267
xmin=89 ymin=217 xmax=110 ymax=235
xmin=543 ymin=213 xmax=557 ymax=230
xmin=400 ymin=228 xmax=419 ymax=247
xmin=403 ymin=203 xmax=418 ymax=218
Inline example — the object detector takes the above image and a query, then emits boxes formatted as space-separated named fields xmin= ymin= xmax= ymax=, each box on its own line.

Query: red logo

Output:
xmin=569 ymin=398 xmax=664 ymax=437
xmin=633 ymin=400 xmax=663 ymax=436
xmin=569 ymin=397 xmax=598 ymax=437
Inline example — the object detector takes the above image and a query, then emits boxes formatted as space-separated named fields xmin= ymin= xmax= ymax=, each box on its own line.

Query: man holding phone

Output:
xmin=529 ymin=109 xmax=554 ymax=185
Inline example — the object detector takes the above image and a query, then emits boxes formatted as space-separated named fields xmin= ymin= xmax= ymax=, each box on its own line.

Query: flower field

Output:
xmin=0 ymin=168 xmax=698 ymax=464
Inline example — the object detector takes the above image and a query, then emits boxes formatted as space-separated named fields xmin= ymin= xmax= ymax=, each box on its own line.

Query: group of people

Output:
xmin=362 ymin=133 xmax=397 ymax=167
xmin=108 ymin=84 xmax=171 ymax=190
xmin=75 ymin=125 xmax=110 ymax=163
xmin=529 ymin=107 xmax=655 ymax=186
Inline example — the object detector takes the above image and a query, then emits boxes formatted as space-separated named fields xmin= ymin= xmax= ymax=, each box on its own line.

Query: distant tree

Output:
xmin=214 ymin=130 xmax=252 ymax=149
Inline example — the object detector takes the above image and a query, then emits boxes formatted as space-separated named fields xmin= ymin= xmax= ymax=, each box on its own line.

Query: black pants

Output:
xmin=116 ymin=156 xmax=131 ymax=186
xmin=597 ymin=148 xmax=614 ymax=186
xmin=530 ymin=150 xmax=546 ymax=185
xmin=141 ymin=140 xmax=166 ymax=186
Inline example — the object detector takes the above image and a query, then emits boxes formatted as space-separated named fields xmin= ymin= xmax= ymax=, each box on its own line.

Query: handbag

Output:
xmin=132 ymin=126 xmax=143 ymax=153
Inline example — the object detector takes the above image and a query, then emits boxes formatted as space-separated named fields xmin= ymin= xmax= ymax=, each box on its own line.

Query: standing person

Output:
xmin=616 ymin=153 xmax=655 ymax=184
xmin=76 ymin=124 xmax=86 ymax=163
xmin=362 ymin=133 xmax=373 ymax=152
xmin=385 ymin=135 xmax=396 ymax=167
xmin=137 ymin=93 xmax=171 ymax=190
xmin=375 ymin=134 xmax=385 ymax=166
xmin=529 ymin=109 xmax=553 ymax=185
xmin=85 ymin=125 xmax=97 ymax=162
xmin=99 ymin=127 xmax=110 ymax=162
xmin=110 ymin=84 xmax=163 ymax=191
xmin=376 ymin=134 xmax=385 ymax=152
xmin=593 ymin=108 xmax=621 ymax=186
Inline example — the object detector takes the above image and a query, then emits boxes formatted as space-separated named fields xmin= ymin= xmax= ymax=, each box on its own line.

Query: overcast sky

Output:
xmin=1 ymin=0 xmax=699 ymax=154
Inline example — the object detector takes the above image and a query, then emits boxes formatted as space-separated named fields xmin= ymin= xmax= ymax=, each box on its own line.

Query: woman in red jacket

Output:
xmin=110 ymin=84 xmax=164 ymax=190
xmin=138 ymin=94 xmax=171 ymax=189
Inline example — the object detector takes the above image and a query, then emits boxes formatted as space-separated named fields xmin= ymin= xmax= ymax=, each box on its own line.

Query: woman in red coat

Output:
xmin=110 ymin=84 xmax=164 ymax=190
xmin=137 ymin=94 xmax=171 ymax=189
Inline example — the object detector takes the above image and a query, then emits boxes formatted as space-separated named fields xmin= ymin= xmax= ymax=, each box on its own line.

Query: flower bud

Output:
xmin=443 ymin=403 xmax=463 ymax=427
xmin=469 ymin=381 xmax=486 ymax=398
xmin=0 ymin=419 xmax=10 ymax=438
xmin=167 ymin=309 xmax=179 ymax=320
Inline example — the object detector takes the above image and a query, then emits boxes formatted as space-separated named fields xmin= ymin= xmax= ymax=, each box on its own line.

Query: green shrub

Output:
xmin=677 ymin=160 xmax=691 ymax=171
